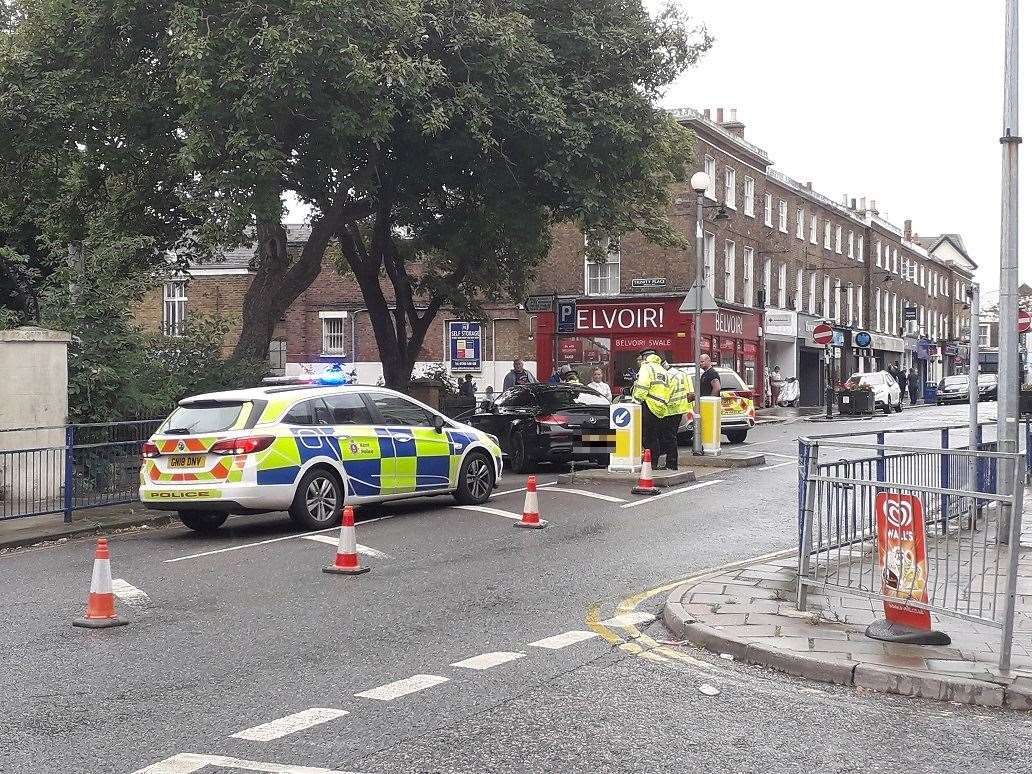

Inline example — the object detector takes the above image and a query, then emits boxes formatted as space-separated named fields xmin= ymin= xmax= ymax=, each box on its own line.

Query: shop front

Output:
xmin=796 ymin=313 xmax=826 ymax=407
xmin=534 ymin=297 xmax=763 ymax=395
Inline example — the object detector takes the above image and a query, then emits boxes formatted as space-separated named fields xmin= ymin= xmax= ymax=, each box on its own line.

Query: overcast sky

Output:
xmin=662 ymin=0 xmax=1027 ymax=304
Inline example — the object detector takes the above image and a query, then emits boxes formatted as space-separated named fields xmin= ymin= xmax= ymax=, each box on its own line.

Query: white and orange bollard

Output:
xmin=515 ymin=475 xmax=548 ymax=529
xmin=73 ymin=537 xmax=129 ymax=629
xmin=631 ymin=449 xmax=660 ymax=496
xmin=323 ymin=505 xmax=370 ymax=575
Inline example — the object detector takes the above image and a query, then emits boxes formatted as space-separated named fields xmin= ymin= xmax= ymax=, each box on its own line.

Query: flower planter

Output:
xmin=838 ymin=389 xmax=874 ymax=416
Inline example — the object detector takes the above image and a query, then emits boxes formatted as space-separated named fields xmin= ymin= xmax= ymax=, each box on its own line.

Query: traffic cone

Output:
xmin=322 ymin=505 xmax=370 ymax=575
xmin=631 ymin=450 xmax=661 ymax=496
xmin=73 ymin=537 xmax=129 ymax=629
xmin=515 ymin=475 xmax=548 ymax=529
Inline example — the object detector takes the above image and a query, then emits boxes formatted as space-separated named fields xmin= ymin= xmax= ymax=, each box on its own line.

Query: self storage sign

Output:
xmin=875 ymin=492 xmax=931 ymax=630
xmin=449 ymin=321 xmax=482 ymax=372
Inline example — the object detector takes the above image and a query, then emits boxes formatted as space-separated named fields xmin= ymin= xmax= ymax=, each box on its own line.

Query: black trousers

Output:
xmin=641 ymin=404 xmax=663 ymax=465
xmin=661 ymin=414 xmax=682 ymax=469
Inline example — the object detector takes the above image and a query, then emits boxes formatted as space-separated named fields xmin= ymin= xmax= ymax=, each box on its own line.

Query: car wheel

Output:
xmin=453 ymin=452 xmax=495 ymax=505
xmin=725 ymin=429 xmax=747 ymax=444
xmin=289 ymin=467 xmax=343 ymax=530
xmin=178 ymin=510 xmax=228 ymax=533
xmin=508 ymin=431 xmax=536 ymax=474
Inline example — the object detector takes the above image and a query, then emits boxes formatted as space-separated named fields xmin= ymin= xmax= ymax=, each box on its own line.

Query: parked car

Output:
xmin=936 ymin=374 xmax=970 ymax=405
xmin=469 ymin=383 xmax=612 ymax=472
xmin=667 ymin=364 xmax=757 ymax=445
xmin=977 ymin=373 xmax=999 ymax=402
xmin=848 ymin=371 xmax=903 ymax=414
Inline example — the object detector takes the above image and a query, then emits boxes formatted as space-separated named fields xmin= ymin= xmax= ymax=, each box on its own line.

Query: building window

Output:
xmin=763 ymin=258 xmax=772 ymax=307
xmin=875 ymin=288 xmax=882 ymax=332
xmin=320 ymin=312 xmax=348 ymax=355
xmin=823 ymin=276 xmax=830 ymax=318
xmin=778 ymin=200 xmax=788 ymax=233
xmin=847 ymin=231 xmax=855 ymax=259
xmin=724 ymin=240 xmax=736 ymax=303
xmin=810 ymin=215 xmax=818 ymax=245
xmin=744 ymin=177 xmax=755 ymax=217
xmin=584 ymin=236 xmax=621 ymax=296
xmin=162 ymin=280 xmax=187 ymax=337
xmin=794 ymin=268 xmax=803 ymax=311
xmin=846 ymin=285 xmax=854 ymax=325
xmin=858 ymin=235 xmax=864 ymax=263
xmin=777 ymin=262 xmax=787 ymax=309
xmin=808 ymin=272 xmax=817 ymax=314
xmin=724 ymin=167 xmax=736 ymax=209
xmin=980 ymin=323 xmax=992 ymax=348
xmin=796 ymin=209 xmax=805 ymax=239
xmin=835 ymin=225 xmax=843 ymax=254
xmin=824 ymin=220 xmax=832 ymax=249
xmin=857 ymin=285 xmax=864 ymax=329
xmin=268 ymin=338 xmax=287 ymax=375
xmin=893 ymin=249 xmax=899 ymax=274
xmin=764 ymin=193 xmax=773 ymax=227
xmin=704 ymin=155 xmax=716 ymax=200
xmin=833 ymin=279 xmax=842 ymax=322
xmin=744 ymin=247 xmax=755 ymax=307
xmin=876 ymin=241 xmax=882 ymax=268
xmin=704 ymin=232 xmax=715 ymax=295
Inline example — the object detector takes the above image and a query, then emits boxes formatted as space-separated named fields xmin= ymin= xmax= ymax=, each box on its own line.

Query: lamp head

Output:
xmin=690 ymin=171 xmax=711 ymax=194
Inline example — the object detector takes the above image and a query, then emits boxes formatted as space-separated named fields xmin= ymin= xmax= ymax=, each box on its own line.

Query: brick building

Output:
xmin=135 ymin=106 xmax=977 ymax=405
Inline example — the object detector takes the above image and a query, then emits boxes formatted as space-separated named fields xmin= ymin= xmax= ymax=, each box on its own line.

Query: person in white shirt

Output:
xmin=587 ymin=367 xmax=613 ymax=401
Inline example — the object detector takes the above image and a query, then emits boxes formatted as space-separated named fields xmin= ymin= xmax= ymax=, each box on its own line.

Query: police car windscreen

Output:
xmin=539 ymin=388 xmax=610 ymax=410
xmin=164 ymin=402 xmax=244 ymax=434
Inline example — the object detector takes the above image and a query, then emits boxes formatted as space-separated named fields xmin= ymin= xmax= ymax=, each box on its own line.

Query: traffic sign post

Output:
xmin=1018 ymin=308 xmax=1030 ymax=333
xmin=812 ymin=322 xmax=835 ymax=418
xmin=812 ymin=322 xmax=834 ymax=347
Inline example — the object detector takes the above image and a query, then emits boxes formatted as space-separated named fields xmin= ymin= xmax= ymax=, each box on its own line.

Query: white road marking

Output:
xmin=450 ymin=651 xmax=526 ymax=670
xmin=763 ymin=452 xmax=797 ymax=460
xmin=492 ymin=480 xmax=558 ymax=497
xmin=763 ymin=461 xmax=797 ymax=470
xmin=601 ymin=611 xmax=656 ymax=628
xmin=619 ymin=479 xmax=724 ymax=509
xmin=165 ymin=526 xmax=340 ymax=563
xmin=538 ymin=486 xmax=626 ymax=503
xmin=230 ymin=708 xmax=349 ymax=742
xmin=300 ymin=535 xmax=391 ymax=557
xmin=451 ymin=505 xmax=523 ymax=521
xmin=130 ymin=752 xmax=364 ymax=774
xmin=354 ymin=674 xmax=449 ymax=701
xmin=528 ymin=630 xmax=600 ymax=649
xmin=111 ymin=578 xmax=149 ymax=604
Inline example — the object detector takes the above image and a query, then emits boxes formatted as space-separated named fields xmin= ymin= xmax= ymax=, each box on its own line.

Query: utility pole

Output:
xmin=968 ymin=284 xmax=980 ymax=520
xmin=997 ymin=0 xmax=1021 ymax=538
xmin=692 ymin=183 xmax=706 ymax=456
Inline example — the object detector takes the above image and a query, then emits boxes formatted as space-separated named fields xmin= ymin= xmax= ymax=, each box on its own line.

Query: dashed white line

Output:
xmin=601 ymin=611 xmax=656 ymax=628
xmin=450 ymin=651 xmax=526 ymax=670
xmin=538 ymin=486 xmax=626 ymax=503
xmin=165 ymin=527 xmax=340 ymax=563
xmin=492 ymin=480 xmax=557 ymax=498
xmin=300 ymin=535 xmax=391 ymax=557
xmin=111 ymin=579 xmax=149 ymax=604
xmin=354 ymin=674 xmax=449 ymax=701
xmin=528 ymin=630 xmax=600 ymax=649
xmin=130 ymin=753 xmax=364 ymax=774
xmin=619 ymin=479 xmax=724 ymax=509
xmin=451 ymin=504 xmax=523 ymax=521
xmin=230 ymin=708 xmax=349 ymax=742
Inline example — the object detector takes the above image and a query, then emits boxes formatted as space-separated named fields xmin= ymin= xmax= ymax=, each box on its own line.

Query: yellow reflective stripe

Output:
xmin=231 ymin=402 xmax=253 ymax=430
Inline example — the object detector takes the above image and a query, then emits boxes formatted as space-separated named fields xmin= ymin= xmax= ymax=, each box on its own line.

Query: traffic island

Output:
xmin=662 ymin=555 xmax=1032 ymax=709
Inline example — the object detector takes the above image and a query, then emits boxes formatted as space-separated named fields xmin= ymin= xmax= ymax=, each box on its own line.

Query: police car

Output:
xmin=669 ymin=363 xmax=757 ymax=444
xmin=139 ymin=379 xmax=504 ymax=533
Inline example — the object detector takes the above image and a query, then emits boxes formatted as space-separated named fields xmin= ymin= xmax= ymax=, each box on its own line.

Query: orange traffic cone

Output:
xmin=323 ymin=506 xmax=370 ymax=575
xmin=631 ymin=449 xmax=660 ymax=496
xmin=515 ymin=475 xmax=548 ymax=529
xmin=73 ymin=537 xmax=129 ymax=629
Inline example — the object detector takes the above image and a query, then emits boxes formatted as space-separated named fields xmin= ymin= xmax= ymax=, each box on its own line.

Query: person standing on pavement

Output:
xmin=769 ymin=365 xmax=784 ymax=407
xmin=892 ymin=361 xmax=906 ymax=397
xmin=458 ymin=373 xmax=476 ymax=397
xmin=631 ymin=349 xmax=671 ymax=466
xmin=503 ymin=359 xmax=536 ymax=390
xmin=907 ymin=367 xmax=921 ymax=405
xmin=662 ymin=362 xmax=693 ymax=470
xmin=587 ymin=367 xmax=613 ymax=401
xmin=698 ymin=353 xmax=721 ymax=398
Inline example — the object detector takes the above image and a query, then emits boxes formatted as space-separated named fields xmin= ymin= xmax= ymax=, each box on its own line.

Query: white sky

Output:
xmin=661 ymin=0 xmax=1028 ymax=304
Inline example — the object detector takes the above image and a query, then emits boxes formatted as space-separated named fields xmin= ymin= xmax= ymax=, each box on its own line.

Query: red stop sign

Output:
xmin=812 ymin=322 xmax=834 ymax=346
xmin=1019 ymin=309 xmax=1031 ymax=334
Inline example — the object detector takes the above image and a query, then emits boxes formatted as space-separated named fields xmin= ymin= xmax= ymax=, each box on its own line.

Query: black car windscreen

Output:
xmin=536 ymin=388 xmax=610 ymax=410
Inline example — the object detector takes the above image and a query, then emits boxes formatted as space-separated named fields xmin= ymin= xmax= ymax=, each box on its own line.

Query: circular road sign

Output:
xmin=612 ymin=407 xmax=632 ymax=428
xmin=1019 ymin=309 xmax=1031 ymax=334
xmin=855 ymin=330 xmax=873 ymax=348
xmin=812 ymin=322 xmax=834 ymax=346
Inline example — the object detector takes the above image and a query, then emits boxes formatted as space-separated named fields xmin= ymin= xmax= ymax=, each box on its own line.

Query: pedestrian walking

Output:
xmin=769 ymin=365 xmax=784 ymax=406
xmin=587 ymin=367 xmax=613 ymax=401
xmin=631 ymin=349 xmax=672 ymax=466
xmin=503 ymin=359 xmax=536 ymax=390
xmin=907 ymin=367 xmax=921 ymax=405
xmin=892 ymin=361 xmax=906 ymax=396
xmin=763 ymin=367 xmax=772 ymax=408
xmin=458 ymin=373 xmax=476 ymax=397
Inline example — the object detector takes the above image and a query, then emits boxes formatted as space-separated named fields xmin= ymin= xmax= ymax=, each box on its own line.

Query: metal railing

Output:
xmin=0 ymin=420 xmax=163 ymax=523
xmin=797 ymin=423 xmax=1028 ymax=671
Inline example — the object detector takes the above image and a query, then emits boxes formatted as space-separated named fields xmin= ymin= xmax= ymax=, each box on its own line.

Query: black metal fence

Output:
xmin=0 ymin=420 xmax=163 ymax=523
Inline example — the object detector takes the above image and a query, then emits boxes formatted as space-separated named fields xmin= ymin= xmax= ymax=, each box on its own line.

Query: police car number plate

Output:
xmin=168 ymin=455 xmax=205 ymax=469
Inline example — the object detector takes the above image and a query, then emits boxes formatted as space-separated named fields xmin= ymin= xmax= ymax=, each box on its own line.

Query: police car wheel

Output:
xmin=179 ymin=510 xmax=228 ymax=533
xmin=453 ymin=452 xmax=494 ymax=505
xmin=290 ymin=467 xmax=343 ymax=530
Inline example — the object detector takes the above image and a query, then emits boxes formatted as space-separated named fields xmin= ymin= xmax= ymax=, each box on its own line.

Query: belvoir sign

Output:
xmin=576 ymin=303 xmax=666 ymax=332
xmin=713 ymin=310 xmax=744 ymax=336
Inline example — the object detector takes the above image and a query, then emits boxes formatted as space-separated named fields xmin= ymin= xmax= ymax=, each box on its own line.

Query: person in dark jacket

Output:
xmin=458 ymin=373 xmax=476 ymax=397
xmin=907 ymin=367 xmax=921 ymax=405
xmin=892 ymin=362 xmax=907 ymax=396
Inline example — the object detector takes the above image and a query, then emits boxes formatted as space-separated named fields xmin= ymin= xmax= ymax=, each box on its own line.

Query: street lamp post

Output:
xmin=690 ymin=171 xmax=711 ymax=457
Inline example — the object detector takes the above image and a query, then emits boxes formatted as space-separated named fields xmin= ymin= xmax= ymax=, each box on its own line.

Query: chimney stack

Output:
xmin=722 ymin=107 xmax=746 ymax=138
xmin=870 ymin=199 xmax=879 ymax=216
xmin=851 ymin=197 xmax=857 ymax=210
xmin=703 ymin=108 xmax=711 ymax=119
xmin=860 ymin=197 xmax=867 ymax=211
xmin=805 ymin=182 xmax=813 ymax=190
xmin=904 ymin=219 xmax=912 ymax=241
xmin=716 ymin=107 xmax=724 ymax=123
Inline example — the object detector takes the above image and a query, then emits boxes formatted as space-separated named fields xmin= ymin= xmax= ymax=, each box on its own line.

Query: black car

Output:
xmin=936 ymin=375 xmax=970 ymax=405
xmin=470 ymin=383 xmax=611 ymax=472
xmin=977 ymin=373 xmax=999 ymax=401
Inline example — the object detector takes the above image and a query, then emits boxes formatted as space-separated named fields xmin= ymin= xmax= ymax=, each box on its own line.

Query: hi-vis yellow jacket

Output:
xmin=631 ymin=355 xmax=671 ymax=417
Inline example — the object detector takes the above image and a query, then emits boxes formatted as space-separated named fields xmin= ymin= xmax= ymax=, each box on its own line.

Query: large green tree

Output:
xmin=2 ymin=0 xmax=710 ymax=388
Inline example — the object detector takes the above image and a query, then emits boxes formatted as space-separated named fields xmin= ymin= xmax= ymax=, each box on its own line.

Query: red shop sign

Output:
xmin=875 ymin=492 xmax=931 ymax=631
xmin=577 ymin=302 xmax=667 ymax=333
xmin=558 ymin=338 xmax=584 ymax=362
xmin=743 ymin=342 xmax=758 ymax=357
xmin=702 ymin=308 xmax=759 ymax=339
xmin=613 ymin=335 xmax=674 ymax=351
xmin=720 ymin=338 xmax=736 ymax=352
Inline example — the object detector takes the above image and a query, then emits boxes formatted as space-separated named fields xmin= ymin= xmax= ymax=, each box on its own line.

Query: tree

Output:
xmin=3 ymin=0 xmax=711 ymax=388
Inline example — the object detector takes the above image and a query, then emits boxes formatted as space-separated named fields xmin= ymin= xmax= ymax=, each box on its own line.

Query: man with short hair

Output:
xmin=503 ymin=359 xmax=536 ymax=390
xmin=698 ymin=353 xmax=721 ymax=397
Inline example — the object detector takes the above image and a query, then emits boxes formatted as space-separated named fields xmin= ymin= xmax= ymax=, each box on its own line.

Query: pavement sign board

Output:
xmin=678 ymin=283 xmax=719 ymax=313
xmin=524 ymin=294 xmax=554 ymax=314
xmin=812 ymin=322 xmax=834 ymax=346
xmin=875 ymin=492 xmax=931 ymax=630
xmin=556 ymin=300 xmax=577 ymax=333
xmin=448 ymin=321 xmax=482 ymax=372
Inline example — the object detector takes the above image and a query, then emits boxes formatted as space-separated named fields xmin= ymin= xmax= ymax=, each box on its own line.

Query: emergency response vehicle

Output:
xmin=139 ymin=378 xmax=503 ymax=533
xmin=669 ymin=363 xmax=757 ymax=444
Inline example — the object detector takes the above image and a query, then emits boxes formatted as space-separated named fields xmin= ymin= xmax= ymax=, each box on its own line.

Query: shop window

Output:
xmin=162 ymin=280 xmax=188 ymax=337
xmin=584 ymin=236 xmax=621 ymax=296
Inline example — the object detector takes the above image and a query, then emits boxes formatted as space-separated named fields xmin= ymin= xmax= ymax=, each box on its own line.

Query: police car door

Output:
xmin=322 ymin=393 xmax=384 ymax=498
xmin=369 ymin=392 xmax=453 ymax=494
